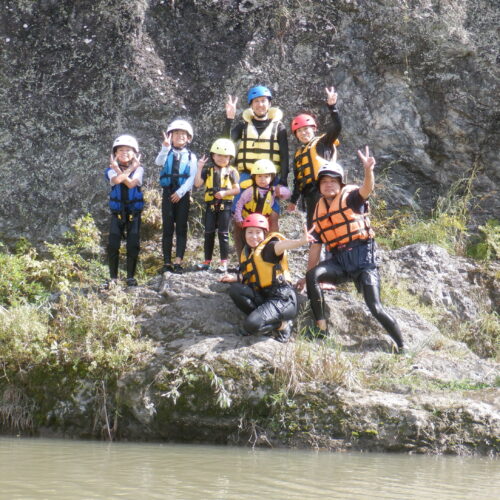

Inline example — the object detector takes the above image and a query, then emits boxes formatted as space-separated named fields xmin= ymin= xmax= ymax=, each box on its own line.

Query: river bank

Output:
xmin=1 ymin=211 xmax=498 ymax=455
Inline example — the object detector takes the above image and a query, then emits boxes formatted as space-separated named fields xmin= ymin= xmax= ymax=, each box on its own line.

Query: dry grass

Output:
xmin=273 ymin=338 xmax=360 ymax=396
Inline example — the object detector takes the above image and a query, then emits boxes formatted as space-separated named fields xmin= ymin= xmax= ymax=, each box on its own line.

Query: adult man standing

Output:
xmin=224 ymin=86 xmax=289 ymax=251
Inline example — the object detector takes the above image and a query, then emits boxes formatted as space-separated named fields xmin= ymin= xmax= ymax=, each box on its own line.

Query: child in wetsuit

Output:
xmin=233 ymin=159 xmax=291 ymax=256
xmin=287 ymin=87 xmax=342 ymax=229
xmin=105 ymin=134 xmax=144 ymax=287
xmin=155 ymin=119 xmax=197 ymax=274
xmin=194 ymin=138 xmax=240 ymax=273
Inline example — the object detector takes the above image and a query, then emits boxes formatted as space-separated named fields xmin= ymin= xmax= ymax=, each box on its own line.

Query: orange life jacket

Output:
xmin=294 ymin=135 xmax=340 ymax=192
xmin=239 ymin=233 xmax=291 ymax=290
xmin=312 ymin=185 xmax=374 ymax=251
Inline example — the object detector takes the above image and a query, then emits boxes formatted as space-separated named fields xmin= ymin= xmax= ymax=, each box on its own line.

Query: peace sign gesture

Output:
xmin=357 ymin=145 xmax=376 ymax=172
xmin=197 ymin=154 xmax=209 ymax=170
xmin=109 ymin=153 xmax=120 ymax=173
xmin=225 ymin=95 xmax=238 ymax=119
xmin=301 ymin=224 xmax=317 ymax=245
xmin=325 ymin=86 xmax=338 ymax=106
xmin=162 ymin=131 xmax=172 ymax=148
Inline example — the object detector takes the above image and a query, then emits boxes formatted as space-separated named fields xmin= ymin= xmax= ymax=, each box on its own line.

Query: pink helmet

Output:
xmin=242 ymin=213 xmax=269 ymax=231
xmin=291 ymin=114 xmax=317 ymax=134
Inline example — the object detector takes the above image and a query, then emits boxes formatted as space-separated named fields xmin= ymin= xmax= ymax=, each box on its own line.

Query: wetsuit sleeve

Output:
xmin=277 ymin=123 xmax=289 ymax=186
xmin=317 ymin=104 xmax=341 ymax=158
xmin=345 ymin=188 xmax=368 ymax=214
xmin=261 ymin=239 xmax=282 ymax=264
xmin=201 ymin=167 xmax=209 ymax=182
xmin=290 ymin=167 xmax=301 ymax=205
xmin=223 ymin=118 xmax=244 ymax=143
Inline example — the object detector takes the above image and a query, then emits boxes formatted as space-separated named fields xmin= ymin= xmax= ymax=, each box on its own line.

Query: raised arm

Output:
xmin=357 ymin=146 xmax=375 ymax=200
xmin=273 ymin=225 xmax=316 ymax=256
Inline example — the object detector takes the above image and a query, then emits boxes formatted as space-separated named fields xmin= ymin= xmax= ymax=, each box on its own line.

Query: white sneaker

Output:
xmin=216 ymin=262 xmax=228 ymax=273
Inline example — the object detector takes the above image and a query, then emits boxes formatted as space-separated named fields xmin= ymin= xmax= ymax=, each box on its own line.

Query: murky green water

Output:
xmin=0 ymin=437 xmax=498 ymax=499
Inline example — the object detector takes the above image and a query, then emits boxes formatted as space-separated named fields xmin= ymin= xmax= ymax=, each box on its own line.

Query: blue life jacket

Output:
xmin=160 ymin=149 xmax=192 ymax=189
xmin=105 ymin=168 xmax=144 ymax=214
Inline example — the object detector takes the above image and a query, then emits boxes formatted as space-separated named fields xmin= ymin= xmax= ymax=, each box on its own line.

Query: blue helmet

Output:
xmin=247 ymin=85 xmax=272 ymax=104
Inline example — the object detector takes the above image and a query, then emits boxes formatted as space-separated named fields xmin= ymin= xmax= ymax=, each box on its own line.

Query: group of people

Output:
xmin=105 ymin=85 xmax=404 ymax=352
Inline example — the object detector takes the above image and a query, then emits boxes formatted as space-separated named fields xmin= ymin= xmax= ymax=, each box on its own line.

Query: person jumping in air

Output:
xmin=233 ymin=159 xmax=290 ymax=255
xmin=305 ymin=147 xmax=404 ymax=353
xmin=221 ymin=213 xmax=314 ymax=343
xmin=194 ymin=138 xmax=240 ymax=273
xmin=288 ymin=86 xmax=342 ymax=229
xmin=105 ymin=135 xmax=144 ymax=287
xmin=155 ymin=120 xmax=197 ymax=274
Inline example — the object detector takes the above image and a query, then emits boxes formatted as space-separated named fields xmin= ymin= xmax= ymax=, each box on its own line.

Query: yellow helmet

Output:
xmin=210 ymin=138 xmax=236 ymax=157
xmin=251 ymin=159 xmax=276 ymax=176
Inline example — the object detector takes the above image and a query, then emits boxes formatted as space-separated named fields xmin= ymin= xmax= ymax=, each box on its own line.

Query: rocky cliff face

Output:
xmin=1 ymin=0 xmax=498 ymax=243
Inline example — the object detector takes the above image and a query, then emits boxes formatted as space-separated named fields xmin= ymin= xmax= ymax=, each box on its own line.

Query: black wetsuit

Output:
xmin=201 ymin=165 xmax=238 ymax=262
xmin=223 ymin=117 xmax=289 ymax=186
xmin=306 ymin=190 xmax=404 ymax=349
xmin=290 ymin=104 xmax=341 ymax=229
xmin=229 ymin=240 xmax=297 ymax=335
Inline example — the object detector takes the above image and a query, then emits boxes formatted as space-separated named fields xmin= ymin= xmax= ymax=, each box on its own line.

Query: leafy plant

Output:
xmin=467 ymin=220 xmax=500 ymax=261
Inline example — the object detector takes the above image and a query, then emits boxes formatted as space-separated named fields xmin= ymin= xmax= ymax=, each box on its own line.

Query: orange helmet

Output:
xmin=242 ymin=213 xmax=269 ymax=231
xmin=291 ymin=114 xmax=317 ymax=134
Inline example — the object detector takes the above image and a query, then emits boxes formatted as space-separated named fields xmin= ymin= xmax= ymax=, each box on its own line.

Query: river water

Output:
xmin=0 ymin=437 xmax=498 ymax=499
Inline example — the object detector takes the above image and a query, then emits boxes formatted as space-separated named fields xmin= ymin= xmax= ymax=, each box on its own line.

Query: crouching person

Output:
xmin=221 ymin=214 xmax=314 ymax=342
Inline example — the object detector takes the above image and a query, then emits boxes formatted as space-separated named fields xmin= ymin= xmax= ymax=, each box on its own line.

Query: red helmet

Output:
xmin=291 ymin=114 xmax=317 ymax=134
xmin=242 ymin=213 xmax=269 ymax=231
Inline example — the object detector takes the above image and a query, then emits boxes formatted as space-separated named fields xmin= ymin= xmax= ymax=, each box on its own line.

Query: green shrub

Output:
xmin=0 ymin=251 xmax=48 ymax=306
xmin=0 ymin=305 xmax=51 ymax=369
xmin=467 ymin=220 xmax=500 ymax=261
xmin=372 ymin=167 xmax=477 ymax=255
xmin=450 ymin=312 xmax=500 ymax=360
xmin=50 ymin=288 xmax=154 ymax=375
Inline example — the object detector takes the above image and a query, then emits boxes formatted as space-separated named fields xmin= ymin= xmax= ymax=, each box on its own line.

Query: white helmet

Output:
xmin=317 ymin=161 xmax=345 ymax=185
xmin=167 ymin=119 xmax=194 ymax=138
xmin=112 ymin=135 xmax=139 ymax=153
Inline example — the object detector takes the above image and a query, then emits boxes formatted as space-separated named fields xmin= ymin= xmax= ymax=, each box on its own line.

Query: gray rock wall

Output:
xmin=1 ymin=0 xmax=498 ymax=243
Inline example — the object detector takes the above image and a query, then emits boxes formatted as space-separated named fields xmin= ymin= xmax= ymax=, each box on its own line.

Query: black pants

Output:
xmin=305 ymin=245 xmax=403 ymax=349
xmin=302 ymin=185 xmax=321 ymax=230
xmin=203 ymin=205 xmax=231 ymax=261
xmin=229 ymin=283 xmax=298 ymax=335
xmin=162 ymin=189 xmax=190 ymax=263
xmin=107 ymin=213 xmax=141 ymax=279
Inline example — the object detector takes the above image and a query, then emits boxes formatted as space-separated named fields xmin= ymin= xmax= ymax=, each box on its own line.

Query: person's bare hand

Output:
xmin=295 ymin=277 xmax=306 ymax=293
xmin=197 ymin=154 xmax=208 ymax=170
xmin=162 ymin=131 xmax=172 ymax=148
xmin=325 ymin=86 xmax=338 ymax=106
xmin=225 ymin=95 xmax=238 ymax=119
xmin=357 ymin=145 xmax=376 ymax=172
